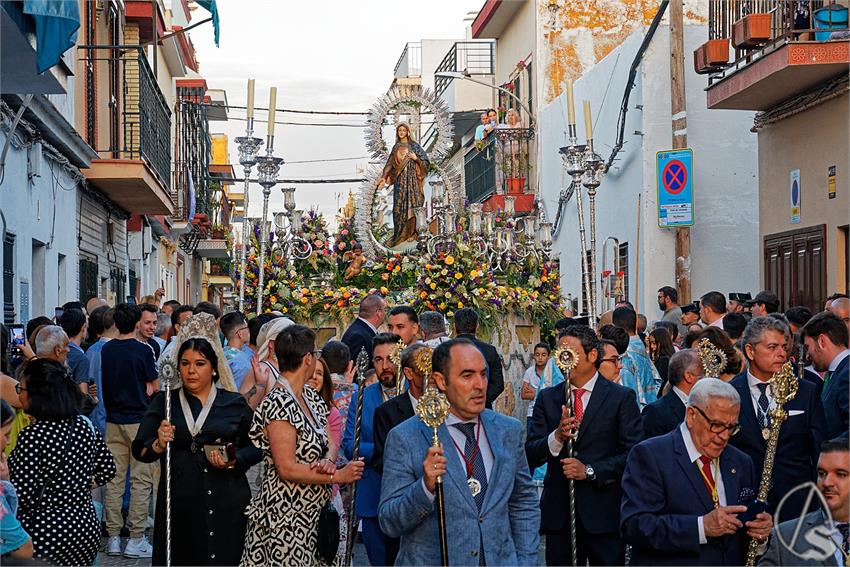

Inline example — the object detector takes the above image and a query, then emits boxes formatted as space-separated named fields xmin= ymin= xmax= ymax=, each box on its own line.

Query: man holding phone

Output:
xmin=621 ymin=378 xmax=773 ymax=565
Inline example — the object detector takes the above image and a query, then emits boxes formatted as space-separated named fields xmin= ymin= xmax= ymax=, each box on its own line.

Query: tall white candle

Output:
xmin=246 ymin=79 xmax=255 ymax=120
xmin=583 ymin=100 xmax=593 ymax=140
xmin=566 ymin=79 xmax=576 ymax=125
xmin=267 ymin=87 xmax=277 ymax=137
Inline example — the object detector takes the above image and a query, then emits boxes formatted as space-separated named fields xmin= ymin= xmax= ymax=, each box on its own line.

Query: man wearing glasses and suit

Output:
xmin=621 ymin=378 xmax=774 ymax=565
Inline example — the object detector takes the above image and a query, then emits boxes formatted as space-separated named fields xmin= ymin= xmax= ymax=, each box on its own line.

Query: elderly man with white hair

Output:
xmin=35 ymin=325 xmax=71 ymax=365
xmin=238 ymin=316 xmax=294 ymax=409
xmin=621 ymin=378 xmax=773 ymax=565
xmin=419 ymin=310 xmax=450 ymax=347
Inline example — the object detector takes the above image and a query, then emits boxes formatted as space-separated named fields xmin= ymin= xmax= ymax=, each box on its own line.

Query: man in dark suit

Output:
xmin=621 ymin=378 xmax=774 ymax=565
xmin=760 ymin=438 xmax=850 ymax=566
xmin=341 ymin=294 xmax=386 ymax=368
xmin=802 ymin=312 xmax=849 ymax=440
xmin=526 ymin=325 xmax=643 ymax=565
xmin=454 ymin=307 xmax=504 ymax=407
xmin=342 ymin=332 xmax=399 ymax=566
xmin=730 ymin=316 xmax=827 ymax=522
xmin=371 ymin=342 xmax=428 ymax=566
xmin=372 ymin=342 xmax=428 ymax=475
xmin=642 ymin=348 xmax=704 ymax=439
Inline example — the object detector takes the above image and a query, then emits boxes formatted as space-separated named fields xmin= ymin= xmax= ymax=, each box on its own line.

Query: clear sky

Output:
xmin=188 ymin=0 xmax=483 ymax=231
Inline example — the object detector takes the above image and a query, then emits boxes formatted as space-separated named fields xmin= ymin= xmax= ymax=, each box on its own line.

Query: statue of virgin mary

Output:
xmin=378 ymin=122 xmax=430 ymax=247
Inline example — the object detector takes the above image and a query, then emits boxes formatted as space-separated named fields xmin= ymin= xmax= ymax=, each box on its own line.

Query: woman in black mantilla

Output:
xmin=379 ymin=122 xmax=430 ymax=247
xmin=132 ymin=313 xmax=261 ymax=566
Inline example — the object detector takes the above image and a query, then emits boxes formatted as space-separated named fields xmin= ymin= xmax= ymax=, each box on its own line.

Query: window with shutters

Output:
xmin=763 ymin=225 xmax=826 ymax=313
xmin=3 ymin=233 xmax=15 ymax=324
xmin=109 ymin=268 xmax=125 ymax=302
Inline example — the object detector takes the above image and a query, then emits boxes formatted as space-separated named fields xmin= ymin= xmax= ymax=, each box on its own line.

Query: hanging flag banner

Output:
xmin=656 ymin=148 xmax=694 ymax=228
xmin=790 ymin=169 xmax=801 ymax=224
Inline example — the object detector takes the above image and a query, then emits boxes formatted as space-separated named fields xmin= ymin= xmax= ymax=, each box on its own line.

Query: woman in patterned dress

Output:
xmin=241 ymin=325 xmax=364 ymax=567
xmin=9 ymin=359 xmax=116 ymax=566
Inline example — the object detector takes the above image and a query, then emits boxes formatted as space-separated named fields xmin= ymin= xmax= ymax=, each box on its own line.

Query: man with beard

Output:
xmin=658 ymin=286 xmax=687 ymax=340
xmin=343 ymin=332 xmax=401 ymax=566
xmin=371 ymin=342 xmax=429 ymax=566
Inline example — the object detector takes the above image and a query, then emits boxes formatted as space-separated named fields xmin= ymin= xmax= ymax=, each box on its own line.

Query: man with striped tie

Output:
xmin=526 ymin=325 xmax=643 ymax=565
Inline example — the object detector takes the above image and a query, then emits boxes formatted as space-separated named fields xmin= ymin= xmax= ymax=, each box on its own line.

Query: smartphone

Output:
xmin=54 ymin=307 xmax=64 ymax=320
xmin=738 ymin=499 xmax=769 ymax=523
xmin=126 ymin=295 xmax=137 ymax=304
xmin=203 ymin=443 xmax=237 ymax=462
xmin=8 ymin=324 xmax=25 ymax=354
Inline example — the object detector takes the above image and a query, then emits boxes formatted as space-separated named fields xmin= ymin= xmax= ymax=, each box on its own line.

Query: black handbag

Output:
xmin=316 ymin=502 xmax=340 ymax=565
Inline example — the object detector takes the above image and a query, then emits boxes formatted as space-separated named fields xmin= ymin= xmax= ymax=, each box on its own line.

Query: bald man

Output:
xmin=86 ymin=297 xmax=108 ymax=315
xmin=829 ymin=297 xmax=850 ymax=331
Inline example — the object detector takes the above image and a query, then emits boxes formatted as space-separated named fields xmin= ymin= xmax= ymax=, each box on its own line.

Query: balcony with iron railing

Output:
xmin=79 ymin=45 xmax=173 ymax=214
xmin=463 ymin=128 xmax=535 ymax=209
xmin=696 ymin=0 xmax=849 ymax=110
xmin=434 ymin=41 xmax=496 ymax=99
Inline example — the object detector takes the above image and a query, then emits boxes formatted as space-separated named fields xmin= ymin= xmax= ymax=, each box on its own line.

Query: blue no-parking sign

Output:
xmin=656 ymin=148 xmax=694 ymax=228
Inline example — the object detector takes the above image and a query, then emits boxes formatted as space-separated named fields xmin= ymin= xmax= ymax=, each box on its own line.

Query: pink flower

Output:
xmin=338 ymin=242 xmax=347 ymax=250
xmin=341 ymin=229 xmax=349 ymax=236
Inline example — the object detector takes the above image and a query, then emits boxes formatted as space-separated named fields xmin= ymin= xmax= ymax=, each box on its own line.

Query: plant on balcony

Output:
xmin=208 ymin=257 xmax=231 ymax=276
xmin=499 ymin=150 xmax=529 ymax=194
xmin=211 ymin=223 xmax=230 ymax=240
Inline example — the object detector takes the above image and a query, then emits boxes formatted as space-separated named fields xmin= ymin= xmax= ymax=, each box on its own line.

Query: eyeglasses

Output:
xmin=600 ymin=355 xmax=624 ymax=366
xmin=308 ymin=350 xmax=322 ymax=360
xmin=14 ymin=383 xmax=26 ymax=394
xmin=692 ymin=405 xmax=741 ymax=436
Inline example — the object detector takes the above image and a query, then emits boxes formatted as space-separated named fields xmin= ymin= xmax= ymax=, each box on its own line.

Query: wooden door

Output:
xmin=763 ymin=225 xmax=826 ymax=313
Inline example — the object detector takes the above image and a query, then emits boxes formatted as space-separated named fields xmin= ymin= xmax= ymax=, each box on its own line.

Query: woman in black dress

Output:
xmin=133 ymin=315 xmax=261 ymax=566
xmin=10 ymin=359 xmax=116 ymax=566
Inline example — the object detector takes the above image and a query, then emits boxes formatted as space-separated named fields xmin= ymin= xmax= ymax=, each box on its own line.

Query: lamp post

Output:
xmin=435 ymin=71 xmax=536 ymax=126
xmin=235 ymin=80 xmax=262 ymax=313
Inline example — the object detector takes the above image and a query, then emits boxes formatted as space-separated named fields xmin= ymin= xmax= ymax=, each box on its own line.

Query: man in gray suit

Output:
xmin=760 ymin=438 xmax=850 ymax=566
xmin=379 ymin=338 xmax=540 ymax=566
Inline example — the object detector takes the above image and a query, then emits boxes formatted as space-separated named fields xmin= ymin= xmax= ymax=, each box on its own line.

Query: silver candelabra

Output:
xmin=254 ymin=143 xmax=284 ymax=315
xmin=235 ymin=120 xmax=263 ymax=313
xmin=271 ymin=188 xmax=312 ymax=265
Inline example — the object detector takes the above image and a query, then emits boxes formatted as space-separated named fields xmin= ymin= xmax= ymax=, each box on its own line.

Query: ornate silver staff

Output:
xmin=553 ymin=345 xmax=579 ymax=566
xmin=414 ymin=347 xmax=451 ymax=567
xmin=344 ymin=348 xmax=370 ymax=566
xmin=560 ymin=139 xmax=593 ymax=323
xmin=746 ymin=362 xmax=798 ymax=566
xmin=159 ymin=358 xmax=176 ymax=566
xmin=697 ymin=338 xmax=728 ymax=379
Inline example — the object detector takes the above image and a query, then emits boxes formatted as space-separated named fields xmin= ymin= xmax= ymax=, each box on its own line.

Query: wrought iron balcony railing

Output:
xmin=464 ymin=127 xmax=534 ymax=203
xmin=706 ymin=0 xmax=849 ymax=75
xmin=79 ymin=46 xmax=172 ymax=190
xmin=434 ymin=41 xmax=496 ymax=98
xmin=173 ymin=86 xmax=212 ymax=222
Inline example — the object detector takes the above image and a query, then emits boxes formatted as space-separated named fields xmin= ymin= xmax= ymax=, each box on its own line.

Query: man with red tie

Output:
xmin=621 ymin=378 xmax=774 ymax=565
xmin=526 ymin=325 xmax=643 ymax=565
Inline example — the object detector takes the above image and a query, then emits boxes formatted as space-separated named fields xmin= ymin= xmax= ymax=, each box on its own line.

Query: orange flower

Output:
xmin=337 ymin=299 xmax=345 ymax=307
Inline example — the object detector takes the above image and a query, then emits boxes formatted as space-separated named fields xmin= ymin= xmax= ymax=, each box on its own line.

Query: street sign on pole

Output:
xmin=656 ymin=148 xmax=694 ymax=228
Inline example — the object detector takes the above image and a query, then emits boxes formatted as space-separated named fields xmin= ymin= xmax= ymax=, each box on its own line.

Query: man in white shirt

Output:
xmin=621 ymin=378 xmax=773 ymax=565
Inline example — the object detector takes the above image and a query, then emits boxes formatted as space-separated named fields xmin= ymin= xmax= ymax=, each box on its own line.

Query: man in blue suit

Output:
xmin=379 ymin=338 xmax=540 ymax=566
xmin=729 ymin=316 xmax=827 ymax=522
xmin=621 ymin=378 xmax=774 ymax=565
xmin=802 ymin=312 xmax=849 ymax=440
xmin=343 ymin=332 xmax=400 ymax=566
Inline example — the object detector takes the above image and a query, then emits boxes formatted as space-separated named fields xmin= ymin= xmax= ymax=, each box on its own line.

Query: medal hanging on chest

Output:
xmin=451 ymin=419 xmax=483 ymax=498
xmin=179 ymin=386 xmax=217 ymax=453
xmin=761 ymin=427 xmax=770 ymax=440
xmin=467 ymin=477 xmax=482 ymax=497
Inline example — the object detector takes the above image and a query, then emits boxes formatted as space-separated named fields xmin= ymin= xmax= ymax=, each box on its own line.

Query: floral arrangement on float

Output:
xmin=239 ymin=207 xmax=570 ymax=331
